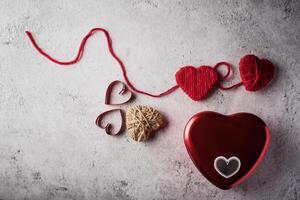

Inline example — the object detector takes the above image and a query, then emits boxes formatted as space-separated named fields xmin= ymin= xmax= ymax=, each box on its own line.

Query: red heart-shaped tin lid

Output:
xmin=184 ymin=111 xmax=269 ymax=189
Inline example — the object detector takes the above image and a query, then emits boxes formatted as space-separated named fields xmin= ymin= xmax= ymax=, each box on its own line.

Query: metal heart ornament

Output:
xmin=184 ymin=111 xmax=269 ymax=189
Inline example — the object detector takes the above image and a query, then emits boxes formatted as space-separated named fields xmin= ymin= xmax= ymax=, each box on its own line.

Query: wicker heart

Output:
xmin=175 ymin=66 xmax=218 ymax=101
xmin=126 ymin=105 xmax=164 ymax=142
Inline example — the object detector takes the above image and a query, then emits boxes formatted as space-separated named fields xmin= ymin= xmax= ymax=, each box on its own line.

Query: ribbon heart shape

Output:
xmin=105 ymin=80 xmax=133 ymax=105
xmin=95 ymin=109 xmax=124 ymax=135
xmin=96 ymin=80 xmax=133 ymax=135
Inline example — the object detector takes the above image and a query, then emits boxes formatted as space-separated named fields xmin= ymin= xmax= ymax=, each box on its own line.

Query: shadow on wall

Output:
xmin=234 ymin=119 xmax=298 ymax=199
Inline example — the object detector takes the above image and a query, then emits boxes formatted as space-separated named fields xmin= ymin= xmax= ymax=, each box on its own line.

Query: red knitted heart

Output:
xmin=175 ymin=66 xmax=218 ymax=101
xmin=239 ymin=55 xmax=274 ymax=91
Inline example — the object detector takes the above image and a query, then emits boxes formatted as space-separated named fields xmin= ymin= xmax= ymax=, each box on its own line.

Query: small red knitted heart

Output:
xmin=175 ymin=66 xmax=218 ymax=101
xmin=239 ymin=55 xmax=274 ymax=91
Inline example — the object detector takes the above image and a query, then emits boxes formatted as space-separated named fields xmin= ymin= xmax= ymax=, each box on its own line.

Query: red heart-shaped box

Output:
xmin=184 ymin=111 xmax=269 ymax=189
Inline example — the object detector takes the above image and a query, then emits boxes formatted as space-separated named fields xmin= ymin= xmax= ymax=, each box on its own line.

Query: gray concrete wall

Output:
xmin=0 ymin=0 xmax=299 ymax=199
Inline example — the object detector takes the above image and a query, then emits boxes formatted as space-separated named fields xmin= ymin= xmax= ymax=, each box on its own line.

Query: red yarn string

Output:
xmin=213 ymin=62 xmax=243 ymax=90
xmin=25 ymin=28 xmax=179 ymax=97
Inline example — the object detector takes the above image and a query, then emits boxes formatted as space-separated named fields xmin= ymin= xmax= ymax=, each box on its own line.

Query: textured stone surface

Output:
xmin=0 ymin=0 xmax=299 ymax=199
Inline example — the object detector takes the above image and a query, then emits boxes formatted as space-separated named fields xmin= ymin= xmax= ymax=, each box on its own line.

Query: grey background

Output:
xmin=0 ymin=0 xmax=299 ymax=199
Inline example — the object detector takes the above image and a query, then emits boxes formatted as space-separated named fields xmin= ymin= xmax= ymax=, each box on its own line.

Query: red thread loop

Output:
xmin=213 ymin=62 xmax=243 ymax=90
xmin=25 ymin=28 xmax=178 ymax=97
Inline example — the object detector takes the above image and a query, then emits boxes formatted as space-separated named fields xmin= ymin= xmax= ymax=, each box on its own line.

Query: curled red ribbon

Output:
xmin=105 ymin=80 xmax=133 ymax=105
xmin=95 ymin=109 xmax=124 ymax=135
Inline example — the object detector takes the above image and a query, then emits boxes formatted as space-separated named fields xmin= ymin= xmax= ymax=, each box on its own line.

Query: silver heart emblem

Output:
xmin=214 ymin=156 xmax=241 ymax=178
